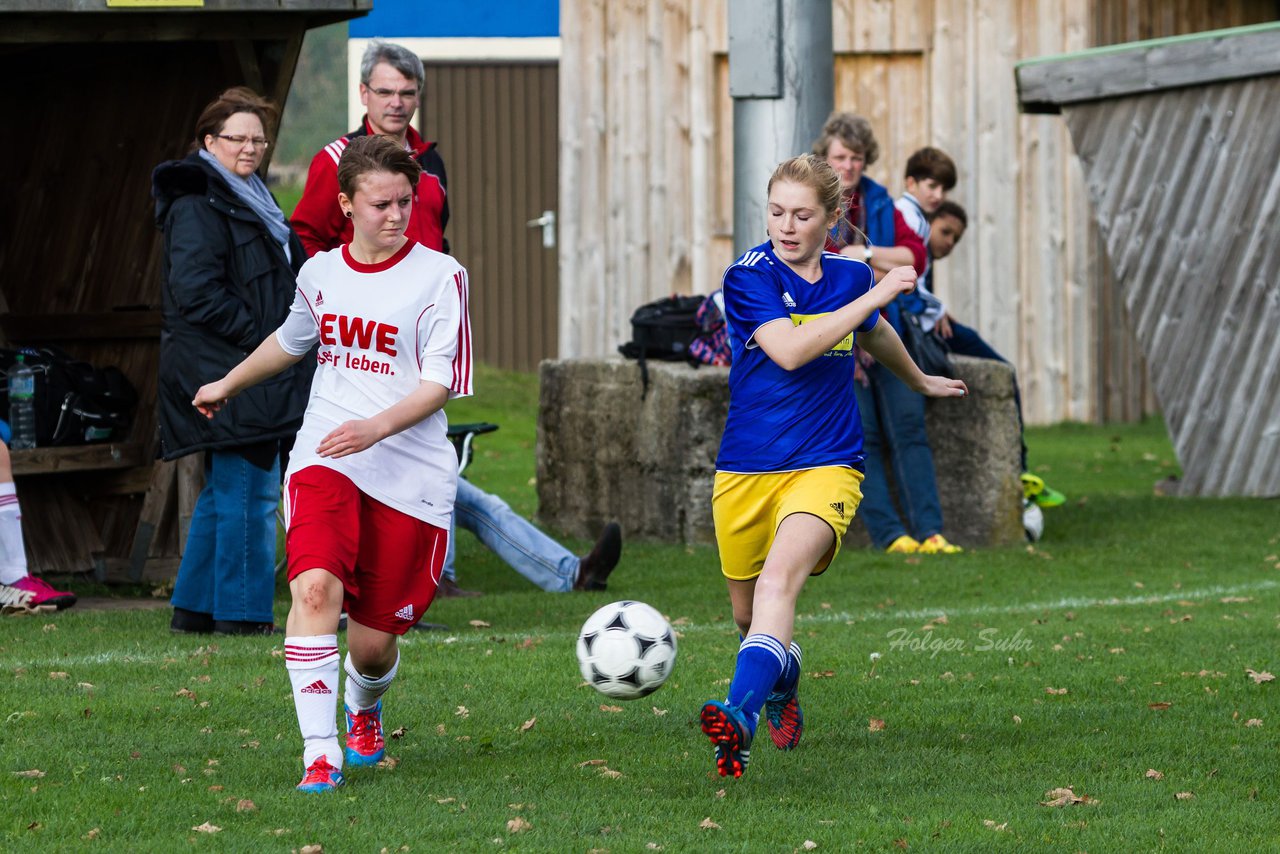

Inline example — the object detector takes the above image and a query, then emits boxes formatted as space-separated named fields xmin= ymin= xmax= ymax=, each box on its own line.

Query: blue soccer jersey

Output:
xmin=716 ymin=240 xmax=878 ymax=473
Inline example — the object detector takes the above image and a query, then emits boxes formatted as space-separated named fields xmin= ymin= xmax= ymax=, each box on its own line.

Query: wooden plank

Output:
xmin=1 ymin=310 xmax=162 ymax=342
xmin=1017 ymin=23 xmax=1280 ymax=111
xmin=10 ymin=443 xmax=146 ymax=475
xmin=176 ymin=453 xmax=204 ymax=553
xmin=129 ymin=460 xmax=176 ymax=582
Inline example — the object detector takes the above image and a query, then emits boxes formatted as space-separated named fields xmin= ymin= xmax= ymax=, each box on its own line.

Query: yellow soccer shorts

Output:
xmin=712 ymin=466 xmax=865 ymax=581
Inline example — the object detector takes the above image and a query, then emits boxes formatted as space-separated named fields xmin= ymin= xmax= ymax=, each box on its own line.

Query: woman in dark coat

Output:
xmin=152 ymin=87 xmax=313 ymax=635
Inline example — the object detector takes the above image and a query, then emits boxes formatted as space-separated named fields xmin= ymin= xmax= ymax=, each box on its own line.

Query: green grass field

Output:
xmin=2 ymin=365 xmax=1277 ymax=851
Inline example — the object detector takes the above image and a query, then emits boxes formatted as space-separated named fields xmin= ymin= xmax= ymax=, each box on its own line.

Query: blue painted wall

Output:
xmin=349 ymin=0 xmax=559 ymax=38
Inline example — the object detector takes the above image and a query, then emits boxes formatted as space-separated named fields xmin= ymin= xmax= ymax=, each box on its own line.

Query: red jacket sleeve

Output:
xmin=892 ymin=208 xmax=928 ymax=276
xmin=291 ymin=147 xmax=346 ymax=258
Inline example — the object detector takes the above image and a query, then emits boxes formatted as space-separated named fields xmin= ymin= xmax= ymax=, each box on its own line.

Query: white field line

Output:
xmin=9 ymin=579 xmax=1277 ymax=671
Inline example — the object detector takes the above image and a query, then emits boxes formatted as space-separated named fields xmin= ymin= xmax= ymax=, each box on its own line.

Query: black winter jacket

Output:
xmin=152 ymin=153 xmax=314 ymax=461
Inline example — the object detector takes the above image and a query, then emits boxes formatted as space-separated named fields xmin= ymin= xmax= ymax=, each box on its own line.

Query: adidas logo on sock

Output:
xmin=394 ymin=604 xmax=414 ymax=621
xmin=301 ymin=679 xmax=332 ymax=695
xmin=829 ymin=501 xmax=845 ymax=520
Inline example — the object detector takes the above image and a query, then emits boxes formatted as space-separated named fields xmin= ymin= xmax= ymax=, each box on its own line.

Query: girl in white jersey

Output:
xmin=192 ymin=135 xmax=473 ymax=793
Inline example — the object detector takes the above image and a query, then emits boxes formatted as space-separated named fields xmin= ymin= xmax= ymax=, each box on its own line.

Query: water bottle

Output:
xmin=7 ymin=355 xmax=37 ymax=449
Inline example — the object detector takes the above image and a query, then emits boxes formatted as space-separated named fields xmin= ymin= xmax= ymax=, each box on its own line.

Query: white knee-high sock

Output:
xmin=0 ymin=484 xmax=28 ymax=585
xmin=285 ymin=634 xmax=341 ymax=769
xmin=344 ymin=650 xmax=400 ymax=712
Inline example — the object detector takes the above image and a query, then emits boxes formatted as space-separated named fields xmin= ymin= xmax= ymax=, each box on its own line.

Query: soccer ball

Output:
xmin=1023 ymin=499 xmax=1044 ymax=542
xmin=576 ymin=600 xmax=677 ymax=700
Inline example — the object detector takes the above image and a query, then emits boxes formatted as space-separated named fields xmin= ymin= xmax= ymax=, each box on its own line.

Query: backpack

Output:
xmin=618 ymin=294 xmax=705 ymax=395
xmin=0 ymin=347 xmax=138 ymax=446
xmin=687 ymin=290 xmax=731 ymax=367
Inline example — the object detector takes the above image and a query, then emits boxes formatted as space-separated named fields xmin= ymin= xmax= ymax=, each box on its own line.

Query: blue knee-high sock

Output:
xmin=727 ymin=634 xmax=787 ymax=731
xmin=771 ymin=642 xmax=803 ymax=695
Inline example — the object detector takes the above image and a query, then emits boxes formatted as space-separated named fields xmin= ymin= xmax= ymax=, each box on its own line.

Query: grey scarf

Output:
xmin=198 ymin=149 xmax=292 ymax=264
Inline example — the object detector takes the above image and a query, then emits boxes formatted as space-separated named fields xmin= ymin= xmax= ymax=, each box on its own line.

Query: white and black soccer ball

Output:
xmin=1023 ymin=498 xmax=1045 ymax=542
xmin=576 ymin=600 xmax=677 ymax=700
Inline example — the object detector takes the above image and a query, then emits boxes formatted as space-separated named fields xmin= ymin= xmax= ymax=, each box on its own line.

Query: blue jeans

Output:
xmin=443 ymin=478 xmax=578 ymax=592
xmin=171 ymin=449 xmax=279 ymax=623
xmin=944 ymin=321 xmax=1028 ymax=471
xmin=854 ymin=362 xmax=944 ymax=549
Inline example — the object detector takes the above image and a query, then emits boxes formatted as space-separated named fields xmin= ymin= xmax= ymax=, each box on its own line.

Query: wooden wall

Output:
xmin=559 ymin=0 xmax=1277 ymax=424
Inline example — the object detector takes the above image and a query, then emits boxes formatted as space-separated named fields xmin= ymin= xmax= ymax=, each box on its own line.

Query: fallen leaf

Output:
xmin=699 ymin=817 xmax=721 ymax=830
xmin=1012 ymin=715 xmax=1022 ymax=725
xmin=868 ymin=718 xmax=886 ymax=732
xmin=652 ymin=707 xmax=668 ymax=716
xmin=455 ymin=706 xmax=469 ymax=718
xmin=469 ymin=620 xmax=491 ymax=628
xmin=1145 ymin=769 xmax=1164 ymax=780
xmin=578 ymin=759 xmax=608 ymax=767
xmin=804 ymin=841 xmax=819 ymax=850
xmin=1148 ymin=702 xmax=1172 ymax=711
xmin=191 ymin=822 xmax=221 ymax=833
xmin=390 ymin=726 xmax=407 ymax=739
xmin=377 ymin=756 xmax=400 ymax=770
xmin=983 ymin=820 xmax=1009 ymax=831
xmin=49 ymin=672 xmax=69 ymax=680
xmin=810 ymin=670 xmax=836 ymax=679
xmin=520 ymin=717 xmax=537 ymax=732
xmin=84 ymin=828 xmax=100 ymax=840
xmin=13 ymin=769 xmax=45 ymax=779
xmin=235 ymin=799 xmax=257 ymax=813
xmin=176 ymin=688 xmax=196 ymax=699
xmin=300 ymin=845 xmax=323 ymax=854
xmin=599 ymin=768 xmax=623 ymax=779
xmin=1245 ymin=669 xmax=1275 ymax=684
xmin=1244 ymin=718 xmax=1263 ymax=727
xmin=599 ymin=705 xmax=623 ymax=713
xmin=647 ymin=844 xmax=665 ymax=851
xmin=507 ymin=817 xmax=532 ymax=833
xmin=77 ymin=682 xmax=95 ymax=690
xmin=436 ymin=797 xmax=456 ymax=804
xmin=715 ymin=788 xmax=726 ymax=798
xmin=1039 ymin=787 xmax=1096 ymax=807
xmin=1045 ymin=687 xmax=1068 ymax=695
xmin=1175 ymin=791 xmax=1195 ymax=801
xmin=27 ymin=822 xmax=42 ymax=831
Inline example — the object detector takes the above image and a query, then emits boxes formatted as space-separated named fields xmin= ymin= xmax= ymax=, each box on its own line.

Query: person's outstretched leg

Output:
xmin=454 ymin=478 xmax=581 ymax=592
xmin=285 ymin=568 xmax=345 ymax=792
xmin=703 ymin=513 xmax=834 ymax=777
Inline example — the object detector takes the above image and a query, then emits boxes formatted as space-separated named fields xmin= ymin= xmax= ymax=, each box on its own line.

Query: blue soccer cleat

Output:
xmin=344 ymin=700 xmax=386 ymax=767
xmin=296 ymin=755 xmax=345 ymax=793
xmin=700 ymin=699 xmax=754 ymax=778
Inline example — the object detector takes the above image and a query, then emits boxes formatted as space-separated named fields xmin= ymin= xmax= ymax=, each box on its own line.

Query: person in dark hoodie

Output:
xmin=152 ymin=86 xmax=313 ymax=636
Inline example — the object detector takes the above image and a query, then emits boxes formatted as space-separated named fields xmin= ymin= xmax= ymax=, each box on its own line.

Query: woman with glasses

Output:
xmin=151 ymin=86 xmax=314 ymax=636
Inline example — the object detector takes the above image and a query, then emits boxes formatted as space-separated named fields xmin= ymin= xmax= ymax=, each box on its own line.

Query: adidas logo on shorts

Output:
xmin=301 ymin=679 xmax=332 ymax=695
xmin=395 ymin=604 xmax=415 ymax=621
xmin=829 ymin=501 xmax=845 ymax=520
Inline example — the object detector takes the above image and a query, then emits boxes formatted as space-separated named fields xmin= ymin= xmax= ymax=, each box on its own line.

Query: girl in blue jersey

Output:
xmin=701 ymin=155 xmax=968 ymax=778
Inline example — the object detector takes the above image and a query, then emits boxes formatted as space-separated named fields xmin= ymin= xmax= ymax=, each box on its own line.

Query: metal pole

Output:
xmin=729 ymin=0 xmax=834 ymax=258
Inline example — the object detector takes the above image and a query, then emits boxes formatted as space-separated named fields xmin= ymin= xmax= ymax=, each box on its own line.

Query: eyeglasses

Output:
xmin=366 ymin=86 xmax=420 ymax=100
xmin=215 ymin=134 xmax=270 ymax=149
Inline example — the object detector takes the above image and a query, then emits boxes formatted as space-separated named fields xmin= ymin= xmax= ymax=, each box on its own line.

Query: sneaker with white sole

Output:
xmin=296 ymin=755 xmax=344 ymax=793
xmin=701 ymin=699 xmax=754 ymax=778
xmin=1 ymin=576 xmax=76 ymax=614
xmin=344 ymin=701 xmax=386 ymax=766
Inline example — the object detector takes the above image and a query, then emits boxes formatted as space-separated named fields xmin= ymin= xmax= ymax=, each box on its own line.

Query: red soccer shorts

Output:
xmin=284 ymin=465 xmax=447 ymax=635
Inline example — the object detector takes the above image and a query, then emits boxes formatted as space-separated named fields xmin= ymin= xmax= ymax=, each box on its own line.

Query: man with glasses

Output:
xmin=293 ymin=39 xmax=450 ymax=257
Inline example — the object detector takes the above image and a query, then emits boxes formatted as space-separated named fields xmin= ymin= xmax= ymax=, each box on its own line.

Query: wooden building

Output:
xmin=1017 ymin=23 xmax=1280 ymax=497
xmin=558 ymin=0 xmax=1278 ymax=425
xmin=0 ymin=0 xmax=370 ymax=577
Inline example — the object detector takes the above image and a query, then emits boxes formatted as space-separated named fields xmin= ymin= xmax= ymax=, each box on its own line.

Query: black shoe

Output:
xmin=213 ymin=620 xmax=278 ymax=635
xmin=574 ymin=522 xmax=622 ymax=591
xmin=170 ymin=607 xmax=214 ymax=634
xmin=438 ymin=577 xmax=483 ymax=598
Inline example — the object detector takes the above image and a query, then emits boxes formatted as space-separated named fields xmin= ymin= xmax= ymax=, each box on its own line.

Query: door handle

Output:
xmin=525 ymin=210 xmax=556 ymax=249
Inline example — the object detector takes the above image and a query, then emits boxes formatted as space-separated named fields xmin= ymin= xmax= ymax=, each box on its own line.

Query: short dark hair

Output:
xmin=904 ymin=147 xmax=957 ymax=190
xmin=931 ymin=200 xmax=968 ymax=228
xmin=191 ymin=86 xmax=278 ymax=152
xmin=337 ymin=135 xmax=422 ymax=199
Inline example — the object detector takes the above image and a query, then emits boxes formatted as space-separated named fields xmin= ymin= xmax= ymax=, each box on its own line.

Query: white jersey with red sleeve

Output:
xmin=276 ymin=239 xmax=473 ymax=528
